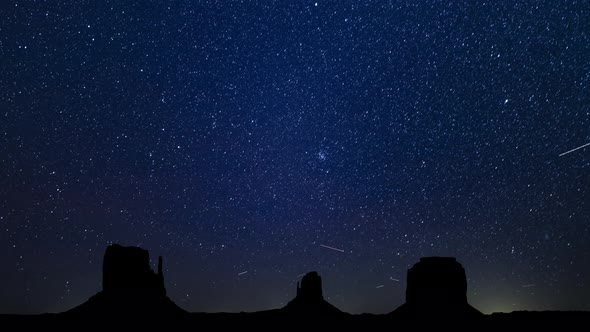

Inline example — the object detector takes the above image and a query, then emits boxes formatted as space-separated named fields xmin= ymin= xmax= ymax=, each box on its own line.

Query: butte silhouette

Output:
xmin=3 ymin=244 xmax=587 ymax=329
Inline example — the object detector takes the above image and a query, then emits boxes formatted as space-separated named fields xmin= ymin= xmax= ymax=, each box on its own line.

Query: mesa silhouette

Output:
xmin=66 ymin=244 xmax=185 ymax=316
xmin=1 ymin=243 xmax=588 ymax=329
xmin=390 ymin=257 xmax=482 ymax=320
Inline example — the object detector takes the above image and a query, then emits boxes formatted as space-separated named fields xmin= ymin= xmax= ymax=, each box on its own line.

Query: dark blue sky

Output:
xmin=1 ymin=0 xmax=589 ymax=314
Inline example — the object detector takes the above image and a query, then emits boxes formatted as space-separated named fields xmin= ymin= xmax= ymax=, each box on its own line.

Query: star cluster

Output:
xmin=1 ymin=0 xmax=589 ymax=314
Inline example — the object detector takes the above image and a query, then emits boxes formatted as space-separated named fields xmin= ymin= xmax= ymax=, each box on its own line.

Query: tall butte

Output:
xmin=390 ymin=257 xmax=482 ymax=319
xmin=67 ymin=244 xmax=184 ymax=316
xmin=102 ymin=244 xmax=165 ymax=297
xmin=282 ymin=271 xmax=343 ymax=315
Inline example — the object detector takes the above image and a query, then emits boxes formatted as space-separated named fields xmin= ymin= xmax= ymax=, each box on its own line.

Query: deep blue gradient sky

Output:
xmin=1 ymin=0 xmax=589 ymax=315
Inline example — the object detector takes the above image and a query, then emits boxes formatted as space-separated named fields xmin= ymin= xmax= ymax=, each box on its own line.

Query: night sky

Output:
xmin=1 ymin=0 xmax=589 ymax=315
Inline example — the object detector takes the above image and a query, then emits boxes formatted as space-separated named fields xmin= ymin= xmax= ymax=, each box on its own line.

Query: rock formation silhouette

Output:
xmin=67 ymin=244 xmax=184 ymax=316
xmin=390 ymin=257 xmax=482 ymax=319
xmin=102 ymin=244 xmax=166 ymax=296
xmin=282 ymin=272 xmax=343 ymax=315
xmin=2 ymin=251 xmax=590 ymax=329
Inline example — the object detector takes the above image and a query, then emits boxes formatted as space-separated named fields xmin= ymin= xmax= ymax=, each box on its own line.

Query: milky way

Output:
xmin=1 ymin=1 xmax=589 ymax=314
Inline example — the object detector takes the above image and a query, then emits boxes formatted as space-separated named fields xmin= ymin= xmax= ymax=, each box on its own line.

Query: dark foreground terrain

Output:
xmin=1 ymin=310 xmax=589 ymax=330
xmin=2 ymin=245 xmax=588 ymax=330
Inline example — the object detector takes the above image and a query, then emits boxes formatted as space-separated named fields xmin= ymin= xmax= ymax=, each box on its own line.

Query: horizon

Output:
xmin=1 ymin=1 xmax=588 ymax=315
xmin=0 ymin=244 xmax=584 ymax=315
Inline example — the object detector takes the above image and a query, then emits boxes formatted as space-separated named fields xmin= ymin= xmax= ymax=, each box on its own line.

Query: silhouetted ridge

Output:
xmin=3 ymin=252 xmax=590 ymax=329
xmin=67 ymin=244 xmax=184 ymax=316
xmin=390 ymin=257 xmax=482 ymax=319
xmin=282 ymin=272 xmax=343 ymax=315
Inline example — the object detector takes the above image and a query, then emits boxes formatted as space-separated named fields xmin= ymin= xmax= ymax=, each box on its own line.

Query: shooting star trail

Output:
xmin=320 ymin=244 xmax=345 ymax=253
xmin=296 ymin=273 xmax=306 ymax=278
xmin=376 ymin=285 xmax=385 ymax=289
xmin=522 ymin=284 xmax=535 ymax=288
xmin=237 ymin=271 xmax=248 ymax=276
xmin=389 ymin=277 xmax=400 ymax=282
xmin=559 ymin=142 xmax=590 ymax=157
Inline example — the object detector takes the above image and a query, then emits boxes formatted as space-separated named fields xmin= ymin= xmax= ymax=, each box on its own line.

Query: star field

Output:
xmin=1 ymin=0 xmax=589 ymax=314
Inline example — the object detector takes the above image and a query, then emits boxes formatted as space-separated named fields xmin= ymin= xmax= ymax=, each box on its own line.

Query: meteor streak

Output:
xmin=559 ymin=142 xmax=590 ymax=157
xmin=320 ymin=244 xmax=345 ymax=253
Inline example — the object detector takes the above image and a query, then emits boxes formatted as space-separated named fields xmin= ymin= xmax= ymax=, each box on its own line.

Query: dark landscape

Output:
xmin=1 ymin=244 xmax=588 ymax=329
